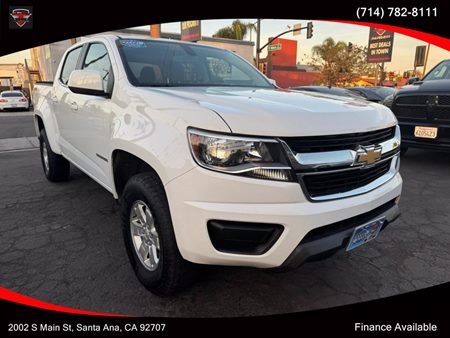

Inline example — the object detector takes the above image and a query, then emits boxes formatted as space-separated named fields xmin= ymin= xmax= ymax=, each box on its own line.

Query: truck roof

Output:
xmin=78 ymin=34 xmax=229 ymax=53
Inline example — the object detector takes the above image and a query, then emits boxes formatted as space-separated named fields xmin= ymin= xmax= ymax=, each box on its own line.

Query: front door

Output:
xmin=64 ymin=42 xmax=115 ymax=189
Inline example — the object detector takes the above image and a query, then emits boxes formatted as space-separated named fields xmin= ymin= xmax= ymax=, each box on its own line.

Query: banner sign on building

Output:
xmin=181 ymin=20 xmax=201 ymax=42
xmin=367 ymin=28 xmax=394 ymax=63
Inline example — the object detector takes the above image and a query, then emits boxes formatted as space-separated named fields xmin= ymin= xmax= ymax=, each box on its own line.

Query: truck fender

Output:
xmin=33 ymin=94 xmax=62 ymax=154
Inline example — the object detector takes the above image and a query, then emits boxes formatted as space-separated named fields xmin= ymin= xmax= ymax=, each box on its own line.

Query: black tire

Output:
xmin=400 ymin=146 xmax=408 ymax=156
xmin=39 ymin=129 xmax=70 ymax=182
xmin=121 ymin=172 xmax=198 ymax=296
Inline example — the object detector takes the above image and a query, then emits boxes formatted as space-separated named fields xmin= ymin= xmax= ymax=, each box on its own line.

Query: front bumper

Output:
xmin=280 ymin=198 xmax=400 ymax=269
xmin=165 ymin=161 xmax=402 ymax=268
xmin=400 ymin=122 xmax=450 ymax=151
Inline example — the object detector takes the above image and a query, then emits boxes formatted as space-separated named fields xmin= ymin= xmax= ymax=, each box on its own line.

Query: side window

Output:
xmin=82 ymin=43 xmax=113 ymax=92
xmin=60 ymin=47 xmax=82 ymax=85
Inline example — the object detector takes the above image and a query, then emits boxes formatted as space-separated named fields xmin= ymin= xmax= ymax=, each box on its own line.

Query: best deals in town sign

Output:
xmin=367 ymin=28 xmax=395 ymax=63
xmin=181 ymin=20 xmax=201 ymax=42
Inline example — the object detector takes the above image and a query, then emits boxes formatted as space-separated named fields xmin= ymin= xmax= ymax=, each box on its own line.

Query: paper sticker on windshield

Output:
xmin=120 ymin=40 xmax=147 ymax=48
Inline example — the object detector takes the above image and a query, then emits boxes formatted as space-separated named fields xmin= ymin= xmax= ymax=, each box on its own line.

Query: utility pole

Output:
xmin=255 ymin=19 xmax=261 ymax=69
xmin=423 ymin=43 xmax=431 ymax=75
xmin=374 ymin=63 xmax=379 ymax=85
xmin=150 ymin=24 xmax=161 ymax=38
xmin=379 ymin=62 xmax=385 ymax=85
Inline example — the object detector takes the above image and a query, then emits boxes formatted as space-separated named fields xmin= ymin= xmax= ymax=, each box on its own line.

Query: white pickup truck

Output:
xmin=33 ymin=35 xmax=402 ymax=295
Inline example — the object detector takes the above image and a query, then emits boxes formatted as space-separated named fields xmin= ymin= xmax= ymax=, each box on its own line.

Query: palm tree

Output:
xmin=311 ymin=38 xmax=348 ymax=86
xmin=213 ymin=20 xmax=249 ymax=40
xmin=214 ymin=27 xmax=234 ymax=39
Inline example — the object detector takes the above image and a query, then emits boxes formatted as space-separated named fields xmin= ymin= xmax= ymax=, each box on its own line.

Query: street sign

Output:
xmin=414 ymin=45 xmax=427 ymax=67
xmin=268 ymin=43 xmax=282 ymax=51
xmin=293 ymin=23 xmax=301 ymax=36
xmin=181 ymin=20 xmax=201 ymax=42
xmin=367 ymin=27 xmax=394 ymax=63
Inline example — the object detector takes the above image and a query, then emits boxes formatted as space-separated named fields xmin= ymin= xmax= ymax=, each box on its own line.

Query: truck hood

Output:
xmin=147 ymin=87 xmax=397 ymax=136
xmin=397 ymin=80 xmax=450 ymax=95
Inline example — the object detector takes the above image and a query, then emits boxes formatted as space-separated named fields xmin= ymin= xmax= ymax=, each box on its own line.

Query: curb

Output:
xmin=0 ymin=137 xmax=39 ymax=152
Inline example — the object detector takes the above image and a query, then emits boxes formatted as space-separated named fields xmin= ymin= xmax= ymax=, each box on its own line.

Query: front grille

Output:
xmin=394 ymin=105 xmax=427 ymax=120
xmin=396 ymin=96 xmax=427 ymax=105
xmin=438 ymin=95 xmax=450 ymax=106
xmin=433 ymin=106 xmax=450 ymax=121
xmin=301 ymin=159 xmax=392 ymax=198
xmin=280 ymin=127 xmax=395 ymax=153
xmin=393 ymin=95 xmax=450 ymax=122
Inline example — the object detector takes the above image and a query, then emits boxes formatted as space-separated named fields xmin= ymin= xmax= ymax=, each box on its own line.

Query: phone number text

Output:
xmin=356 ymin=7 xmax=437 ymax=19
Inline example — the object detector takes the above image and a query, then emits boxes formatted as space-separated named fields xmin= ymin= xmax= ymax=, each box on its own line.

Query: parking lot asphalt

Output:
xmin=0 ymin=112 xmax=35 ymax=139
xmin=0 ymin=148 xmax=449 ymax=317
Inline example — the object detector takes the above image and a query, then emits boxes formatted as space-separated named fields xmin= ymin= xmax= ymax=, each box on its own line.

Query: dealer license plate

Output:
xmin=346 ymin=217 xmax=385 ymax=251
xmin=414 ymin=126 xmax=438 ymax=139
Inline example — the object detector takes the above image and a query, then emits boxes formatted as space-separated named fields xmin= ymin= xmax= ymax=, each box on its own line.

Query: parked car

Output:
xmin=0 ymin=90 xmax=30 ymax=111
xmin=290 ymin=85 xmax=364 ymax=99
xmin=380 ymin=93 xmax=395 ymax=109
xmin=390 ymin=59 xmax=450 ymax=155
xmin=346 ymin=86 xmax=397 ymax=102
xmin=33 ymin=36 xmax=402 ymax=295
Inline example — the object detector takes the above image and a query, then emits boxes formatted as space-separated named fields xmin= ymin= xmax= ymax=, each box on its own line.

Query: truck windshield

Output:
xmin=116 ymin=39 xmax=273 ymax=88
xmin=422 ymin=60 xmax=450 ymax=81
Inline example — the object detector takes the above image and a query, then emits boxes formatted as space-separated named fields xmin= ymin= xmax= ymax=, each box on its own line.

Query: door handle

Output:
xmin=51 ymin=96 xmax=58 ymax=103
xmin=69 ymin=101 xmax=78 ymax=111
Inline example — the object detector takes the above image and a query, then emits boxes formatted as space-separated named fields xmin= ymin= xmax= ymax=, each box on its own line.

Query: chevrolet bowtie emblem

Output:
xmin=355 ymin=145 xmax=382 ymax=166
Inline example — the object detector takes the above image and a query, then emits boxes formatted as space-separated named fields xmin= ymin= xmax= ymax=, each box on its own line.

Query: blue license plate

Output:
xmin=346 ymin=217 xmax=385 ymax=251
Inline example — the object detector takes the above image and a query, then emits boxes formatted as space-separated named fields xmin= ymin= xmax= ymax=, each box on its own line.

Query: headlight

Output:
xmin=381 ymin=94 xmax=394 ymax=109
xmin=188 ymin=128 xmax=293 ymax=181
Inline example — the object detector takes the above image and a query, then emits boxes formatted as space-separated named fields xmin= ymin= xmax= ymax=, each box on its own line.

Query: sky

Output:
xmin=158 ymin=19 xmax=449 ymax=73
xmin=1 ymin=19 xmax=449 ymax=74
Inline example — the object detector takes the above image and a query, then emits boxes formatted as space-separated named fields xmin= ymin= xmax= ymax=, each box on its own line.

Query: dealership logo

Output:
xmin=374 ymin=28 xmax=386 ymax=36
xmin=426 ymin=95 xmax=439 ymax=111
xmin=9 ymin=7 xmax=33 ymax=29
xmin=354 ymin=145 xmax=382 ymax=166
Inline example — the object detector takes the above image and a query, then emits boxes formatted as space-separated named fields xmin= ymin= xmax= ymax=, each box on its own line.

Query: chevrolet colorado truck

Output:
xmin=390 ymin=59 xmax=450 ymax=155
xmin=33 ymin=36 xmax=402 ymax=295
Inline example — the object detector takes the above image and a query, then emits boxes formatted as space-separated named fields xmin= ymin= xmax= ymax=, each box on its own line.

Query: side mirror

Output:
xmin=268 ymin=78 xmax=277 ymax=86
xmin=68 ymin=70 xmax=108 ymax=97
xmin=407 ymin=76 xmax=420 ymax=85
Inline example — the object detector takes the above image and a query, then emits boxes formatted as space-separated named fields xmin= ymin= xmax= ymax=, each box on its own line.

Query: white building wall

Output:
xmin=197 ymin=40 xmax=253 ymax=63
xmin=34 ymin=39 xmax=78 ymax=81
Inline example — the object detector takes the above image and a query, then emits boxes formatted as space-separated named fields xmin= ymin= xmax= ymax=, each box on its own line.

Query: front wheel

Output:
xmin=121 ymin=172 xmax=198 ymax=296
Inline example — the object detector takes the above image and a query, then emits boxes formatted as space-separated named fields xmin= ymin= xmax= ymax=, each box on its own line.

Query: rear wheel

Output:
xmin=121 ymin=172 xmax=198 ymax=295
xmin=39 ymin=129 xmax=70 ymax=182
